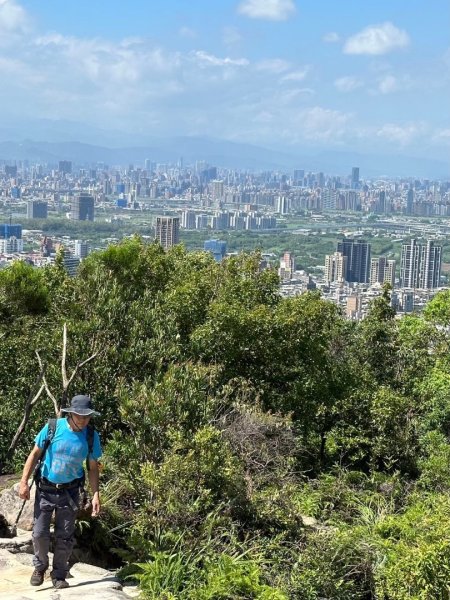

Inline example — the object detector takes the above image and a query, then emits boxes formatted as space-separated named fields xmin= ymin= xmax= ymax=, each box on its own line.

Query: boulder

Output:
xmin=0 ymin=529 xmax=33 ymax=553
xmin=0 ymin=483 xmax=35 ymax=531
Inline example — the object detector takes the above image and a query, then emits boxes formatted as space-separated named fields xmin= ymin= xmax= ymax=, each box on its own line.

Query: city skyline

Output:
xmin=0 ymin=0 xmax=448 ymax=171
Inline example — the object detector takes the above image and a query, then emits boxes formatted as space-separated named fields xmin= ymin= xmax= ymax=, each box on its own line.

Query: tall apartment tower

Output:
xmin=385 ymin=260 xmax=396 ymax=288
xmin=155 ymin=216 xmax=180 ymax=250
xmin=400 ymin=239 xmax=442 ymax=290
xmin=336 ymin=238 xmax=371 ymax=283
xmin=400 ymin=239 xmax=421 ymax=288
xmin=211 ymin=180 xmax=224 ymax=201
xmin=325 ymin=252 xmax=347 ymax=283
xmin=405 ymin=188 xmax=414 ymax=215
xmin=58 ymin=160 xmax=72 ymax=175
xmin=420 ymin=240 xmax=442 ymax=290
xmin=351 ymin=167 xmax=360 ymax=189
xmin=74 ymin=240 xmax=89 ymax=259
xmin=71 ymin=193 xmax=94 ymax=221
xmin=27 ymin=200 xmax=48 ymax=219
xmin=279 ymin=252 xmax=296 ymax=280
xmin=370 ymin=257 xmax=396 ymax=287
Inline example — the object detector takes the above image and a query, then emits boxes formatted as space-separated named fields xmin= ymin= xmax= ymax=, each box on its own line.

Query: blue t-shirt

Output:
xmin=34 ymin=418 xmax=102 ymax=484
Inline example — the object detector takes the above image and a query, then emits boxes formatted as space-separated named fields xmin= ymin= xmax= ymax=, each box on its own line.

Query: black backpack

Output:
xmin=35 ymin=417 xmax=95 ymax=482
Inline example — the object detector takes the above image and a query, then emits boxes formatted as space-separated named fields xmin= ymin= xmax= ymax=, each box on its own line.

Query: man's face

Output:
xmin=70 ymin=413 xmax=92 ymax=429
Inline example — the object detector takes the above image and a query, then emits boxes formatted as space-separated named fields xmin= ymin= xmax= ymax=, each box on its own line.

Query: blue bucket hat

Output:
xmin=61 ymin=395 xmax=101 ymax=416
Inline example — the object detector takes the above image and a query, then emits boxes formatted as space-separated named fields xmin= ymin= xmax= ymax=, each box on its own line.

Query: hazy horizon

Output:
xmin=0 ymin=0 xmax=448 ymax=172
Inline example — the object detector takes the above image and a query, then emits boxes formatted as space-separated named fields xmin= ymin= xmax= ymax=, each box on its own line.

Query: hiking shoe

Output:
xmin=30 ymin=568 xmax=46 ymax=586
xmin=52 ymin=578 xmax=69 ymax=589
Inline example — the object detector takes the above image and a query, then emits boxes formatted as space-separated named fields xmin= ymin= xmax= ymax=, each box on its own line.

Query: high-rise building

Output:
xmin=0 ymin=237 xmax=23 ymax=253
xmin=377 ymin=191 xmax=387 ymax=214
xmin=71 ymin=193 xmax=94 ymax=221
xmin=58 ymin=160 xmax=72 ymax=175
xmin=385 ymin=260 xmax=396 ymax=288
xmin=60 ymin=249 xmax=80 ymax=276
xmin=420 ymin=240 xmax=442 ymax=290
xmin=400 ymin=239 xmax=421 ymax=288
xmin=74 ymin=240 xmax=89 ymax=259
xmin=211 ymin=180 xmax=224 ymax=201
xmin=204 ymin=239 xmax=227 ymax=262
xmin=0 ymin=224 xmax=22 ymax=239
xmin=279 ymin=252 xmax=296 ymax=281
xmin=293 ymin=169 xmax=304 ymax=185
xmin=400 ymin=239 xmax=442 ymax=290
xmin=370 ymin=257 xmax=396 ymax=287
xmin=27 ymin=200 xmax=48 ymax=219
xmin=351 ymin=167 xmax=360 ymax=189
xmin=405 ymin=188 xmax=414 ymax=215
xmin=325 ymin=252 xmax=347 ymax=283
xmin=336 ymin=238 xmax=371 ymax=283
xmin=181 ymin=210 xmax=196 ymax=230
xmin=277 ymin=196 xmax=290 ymax=214
xmin=155 ymin=216 xmax=180 ymax=250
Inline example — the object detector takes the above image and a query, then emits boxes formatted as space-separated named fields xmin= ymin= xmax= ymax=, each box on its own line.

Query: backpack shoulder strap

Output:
xmin=42 ymin=418 xmax=57 ymax=453
xmin=35 ymin=418 xmax=58 ymax=481
xmin=85 ymin=423 xmax=95 ymax=471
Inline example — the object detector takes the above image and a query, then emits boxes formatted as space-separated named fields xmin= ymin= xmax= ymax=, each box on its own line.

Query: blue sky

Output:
xmin=0 ymin=0 xmax=449 ymax=160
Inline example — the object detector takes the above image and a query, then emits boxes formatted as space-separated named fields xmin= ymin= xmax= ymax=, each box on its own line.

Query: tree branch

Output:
xmin=36 ymin=351 xmax=59 ymax=415
xmin=61 ymin=322 xmax=68 ymax=389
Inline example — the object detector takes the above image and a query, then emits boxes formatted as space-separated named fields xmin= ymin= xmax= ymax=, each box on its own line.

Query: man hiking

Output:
xmin=18 ymin=394 xmax=102 ymax=590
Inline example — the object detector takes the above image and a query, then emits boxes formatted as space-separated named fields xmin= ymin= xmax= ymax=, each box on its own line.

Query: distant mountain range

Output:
xmin=0 ymin=131 xmax=448 ymax=179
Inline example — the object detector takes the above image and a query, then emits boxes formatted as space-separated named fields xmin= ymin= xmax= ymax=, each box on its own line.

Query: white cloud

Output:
xmin=323 ymin=32 xmax=340 ymax=43
xmin=344 ymin=22 xmax=410 ymax=56
xmin=378 ymin=74 xmax=398 ymax=94
xmin=238 ymin=0 xmax=296 ymax=21
xmin=280 ymin=67 xmax=310 ymax=82
xmin=0 ymin=0 xmax=28 ymax=32
xmin=298 ymin=106 xmax=350 ymax=141
xmin=432 ymin=129 xmax=450 ymax=144
xmin=256 ymin=58 xmax=290 ymax=73
xmin=222 ymin=26 xmax=242 ymax=46
xmin=334 ymin=76 xmax=363 ymax=92
xmin=192 ymin=51 xmax=249 ymax=67
xmin=376 ymin=122 xmax=424 ymax=145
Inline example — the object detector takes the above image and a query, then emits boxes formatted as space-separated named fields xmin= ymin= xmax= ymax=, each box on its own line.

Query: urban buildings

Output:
xmin=400 ymin=239 xmax=442 ymax=290
xmin=74 ymin=240 xmax=89 ymax=259
xmin=27 ymin=200 xmax=48 ymax=219
xmin=155 ymin=216 xmax=180 ymax=250
xmin=279 ymin=252 xmax=296 ymax=281
xmin=58 ymin=160 xmax=72 ymax=175
xmin=204 ymin=239 xmax=227 ymax=262
xmin=351 ymin=167 xmax=360 ymax=189
xmin=370 ymin=257 xmax=396 ymax=287
xmin=0 ymin=237 xmax=23 ymax=253
xmin=70 ymin=193 xmax=94 ymax=221
xmin=336 ymin=238 xmax=371 ymax=283
xmin=325 ymin=252 xmax=347 ymax=284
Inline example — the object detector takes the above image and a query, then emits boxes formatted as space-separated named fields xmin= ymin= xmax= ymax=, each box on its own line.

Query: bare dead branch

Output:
xmin=66 ymin=351 xmax=99 ymax=389
xmin=4 ymin=358 xmax=47 ymax=469
xmin=36 ymin=351 xmax=59 ymax=415
xmin=61 ymin=322 xmax=68 ymax=389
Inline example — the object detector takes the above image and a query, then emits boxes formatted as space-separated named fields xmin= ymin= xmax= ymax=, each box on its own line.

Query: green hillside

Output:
xmin=2 ymin=238 xmax=450 ymax=599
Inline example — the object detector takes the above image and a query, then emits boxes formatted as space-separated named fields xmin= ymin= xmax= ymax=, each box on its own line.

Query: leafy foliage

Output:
xmin=3 ymin=238 xmax=450 ymax=598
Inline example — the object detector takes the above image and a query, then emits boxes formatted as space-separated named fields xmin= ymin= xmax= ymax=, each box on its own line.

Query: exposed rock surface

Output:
xmin=0 ymin=482 xmax=36 ymax=531
xmin=0 ymin=549 xmax=139 ymax=600
xmin=0 ymin=482 xmax=139 ymax=600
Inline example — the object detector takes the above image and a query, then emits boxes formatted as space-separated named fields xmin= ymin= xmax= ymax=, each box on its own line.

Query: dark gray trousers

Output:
xmin=32 ymin=486 xmax=79 ymax=580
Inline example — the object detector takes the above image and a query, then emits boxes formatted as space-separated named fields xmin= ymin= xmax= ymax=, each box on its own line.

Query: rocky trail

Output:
xmin=0 ymin=481 xmax=139 ymax=600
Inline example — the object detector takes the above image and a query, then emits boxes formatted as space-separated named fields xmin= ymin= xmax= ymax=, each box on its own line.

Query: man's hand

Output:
xmin=91 ymin=492 xmax=101 ymax=517
xmin=19 ymin=481 xmax=30 ymax=500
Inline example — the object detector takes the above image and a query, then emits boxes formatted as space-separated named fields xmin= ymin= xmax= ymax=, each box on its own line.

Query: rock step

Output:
xmin=0 ymin=549 xmax=139 ymax=600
